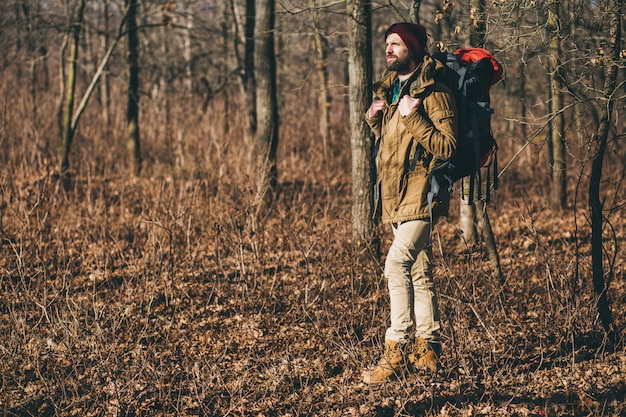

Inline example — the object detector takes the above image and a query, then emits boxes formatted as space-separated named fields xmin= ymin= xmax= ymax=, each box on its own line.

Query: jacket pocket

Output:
xmin=430 ymin=108 xmax=456 ymax=124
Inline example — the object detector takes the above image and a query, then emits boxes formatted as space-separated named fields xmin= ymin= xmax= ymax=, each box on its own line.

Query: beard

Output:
xmin=386 ymin=54 xmax=413 ymax=74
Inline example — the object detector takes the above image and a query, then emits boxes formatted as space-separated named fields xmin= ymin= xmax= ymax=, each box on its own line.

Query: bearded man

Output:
xmin=363 ymin=22 xmax=458 ymax=384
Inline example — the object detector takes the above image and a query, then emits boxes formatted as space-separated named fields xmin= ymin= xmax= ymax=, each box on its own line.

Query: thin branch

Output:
xmin=71 ymin=5 xmax=131 ymax=132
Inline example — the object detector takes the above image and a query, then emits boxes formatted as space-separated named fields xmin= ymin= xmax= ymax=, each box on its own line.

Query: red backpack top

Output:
xmin=454 ymin=48 xmax=504 ymax=86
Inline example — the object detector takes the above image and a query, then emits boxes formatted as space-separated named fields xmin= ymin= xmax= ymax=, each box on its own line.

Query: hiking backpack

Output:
xmin=429 ymin=47 xmax=504 ymax=204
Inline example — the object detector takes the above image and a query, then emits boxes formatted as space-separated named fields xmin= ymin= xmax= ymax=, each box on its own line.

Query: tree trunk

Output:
xmin=347 ymin=0 xmax=377 ymax=251
xmin=469 ymin=0 xmax=486 ymax=48
xmin=184 ymin=6 xmax=193 ymax=93
xmin=99 ymin=0 xmax=110 ymax=127
xmin=310 ymin=0 xmax=331 ymax=160
xmin=21 ymin=1 xmax=38 ymax=127
xmin=410 ymin=0 xmax=423 ymax=25
xmin=59 ymin=0 xmax=86 ymax=183
xmin=476 ymin=200 xmax=504 ymax=284
xmin=459 ymin=201 xmax=477 ymax=247
xmin=547 ymin=0 xmax=566 ymax=209
xmin=254 ymin=0 xmax=279 ymax=211
xmin=160 ymin=23 xmax=172 ymax=166
xmin=222 ymin=8 xmax=230 ymax=137
xmin=243 ymin=0 xmax=256 ymax=146
xmin=126 ymin=0 xmax=141 ymax=176
xmin=434 ymin=0 xmax=458 ymax=49
xmin=232 ymin=0 xmax=256 ymax=173
xmin=589 ymin=0 xmax=621 ymax=345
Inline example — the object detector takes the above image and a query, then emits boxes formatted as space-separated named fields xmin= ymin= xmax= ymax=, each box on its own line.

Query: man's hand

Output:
xmin=398 ymin=95 xmax=422 ymax=117
xmin=367 ymin=97 xmax=386 ymax=119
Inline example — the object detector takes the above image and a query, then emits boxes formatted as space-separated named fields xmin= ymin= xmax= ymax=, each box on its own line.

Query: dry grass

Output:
xmin=1 ymin=77 xmax=625 ymax=416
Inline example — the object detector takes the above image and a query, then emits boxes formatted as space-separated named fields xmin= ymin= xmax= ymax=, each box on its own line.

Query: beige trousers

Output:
xmin=384 ymin=219 xmax=441 ymax=344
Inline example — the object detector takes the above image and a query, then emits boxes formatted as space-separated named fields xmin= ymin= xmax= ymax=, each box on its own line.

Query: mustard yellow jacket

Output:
xmin=366 ymin=54 xmax=458 ymax=224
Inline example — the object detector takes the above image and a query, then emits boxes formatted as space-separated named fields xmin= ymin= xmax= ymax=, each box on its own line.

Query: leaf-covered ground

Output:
xmin=1 ymin=173 xmax=624 ymax=416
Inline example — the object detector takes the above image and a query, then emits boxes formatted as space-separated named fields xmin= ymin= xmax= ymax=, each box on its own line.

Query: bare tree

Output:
xmin=183 ymin=5 xmax=193 ymax=93
xmin=254 ymin=0 xmax=279 ymax=211
xmin=546 ymin=0 xmax=566 ymax=209
xmin=347 ymin=0 xmax=377 ymax=251
xmin=410 ymin=0 xmax=422 ymax=24
xmin=469 ymin=0 xmax=486 ymax=47
xmin=589 ymin=0 xmax=622 ymax=345
xmin=55 ymin=1 xmax=130 ymax=182
xmin=126 ymin=0 xmax=141 ymax=176
xmin=433 ymin=0 xmax=458 ymax=49
xmin=228 ymin=0 xmax=256 ymax=145
xmin=19 ymin=0 xmax=40 ymax=126
xmin=310 ymin=0 xmax=331 ymax=160
xmin=242 ymin=0 xmax=256 ymax=145
xmin=59 ymin=0 xmax=86 ymax=183
xmin=98 ymin=0 xmax=111 ymax=127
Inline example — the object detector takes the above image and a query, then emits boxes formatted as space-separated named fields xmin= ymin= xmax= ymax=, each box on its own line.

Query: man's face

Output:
xmin=385 ymin=33 xmax=415 ymax=74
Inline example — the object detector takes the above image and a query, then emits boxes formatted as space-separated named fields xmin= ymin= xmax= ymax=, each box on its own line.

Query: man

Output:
xmin=363 ymin=22 xmax=458 ymax=384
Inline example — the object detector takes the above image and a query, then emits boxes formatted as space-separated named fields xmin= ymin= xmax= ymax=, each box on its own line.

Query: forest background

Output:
xmin=0 ymin=0 xmax=625 ymax=416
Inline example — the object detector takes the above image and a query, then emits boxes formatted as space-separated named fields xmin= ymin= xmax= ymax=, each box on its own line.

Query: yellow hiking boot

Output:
xmin=408 ymin=337 xmax=440 ymax=373
xmin=362 ymin=340 xmax=405 ymax=384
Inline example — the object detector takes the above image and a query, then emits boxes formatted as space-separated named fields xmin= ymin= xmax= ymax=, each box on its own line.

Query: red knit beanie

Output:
xmin=385 ymin=22 xmax=428 ymax=60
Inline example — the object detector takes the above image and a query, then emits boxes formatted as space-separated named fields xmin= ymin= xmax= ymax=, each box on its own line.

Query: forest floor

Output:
xmin=1 ymin=172 xmax=624 ymax=416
